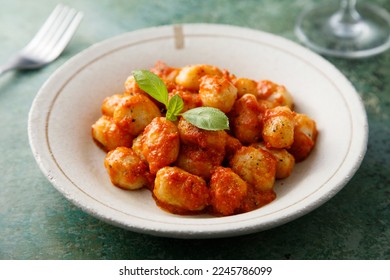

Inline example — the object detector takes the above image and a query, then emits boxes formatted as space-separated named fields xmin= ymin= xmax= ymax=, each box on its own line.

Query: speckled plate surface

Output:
xmin=28 ymin=24 xmax=368 ymax=238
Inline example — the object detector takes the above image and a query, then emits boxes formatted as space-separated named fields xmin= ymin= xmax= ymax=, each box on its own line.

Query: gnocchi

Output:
xmin=113 ymin=94 xmax=161 ymax=136
xmin=230 ymin=146 xmax=277 ymax=192
xmin=104 ymin=147 xmax=151 ymax=190
xmin=154 ymin=166 xmax=209 ymax=214
xmin=198 ymin=74 xmax=237 ymax=113
xmin=175 ymin=64 xmax=223 ymax=91
xmin=210 ymin=167 xmax=248 ymax=216
xmin=91 ymin=61 xmax=318 ymax=216
xmin=262 ymin=106 xmax=295 ymax=149
xmin=228 ymin=94 xmax=263 ymax=145
xmin=141 ymin=117 xmax=180 ymax=175
xmin=91 ymin=115 xmax=133 ymax=152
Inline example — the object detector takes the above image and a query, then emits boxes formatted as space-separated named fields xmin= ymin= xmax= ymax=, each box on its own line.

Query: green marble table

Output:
xmin=1 ymin=0 xmax=389 ymax=260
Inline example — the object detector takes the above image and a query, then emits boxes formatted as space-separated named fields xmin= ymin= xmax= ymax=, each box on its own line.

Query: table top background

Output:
xmin=1 ymin=0 xmax=389 ymax=260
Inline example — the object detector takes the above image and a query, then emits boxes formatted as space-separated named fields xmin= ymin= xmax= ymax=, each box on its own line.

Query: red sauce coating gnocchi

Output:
xmin=113 ymin=94 xmax=161 ymax=136
xmin=228 ymin=94 xmax=264 ymax=145
xmin=210 ymin=167 xmax=248 ymax=216
xmin=141 ymin=117 xmax=180 ymax=175
xmin=91 ymin=61 xmax=318 ymax=216
xmin=154 ymin=166 xmax=209 ymax=214
xmin=104 ymin=147 xmax=151 ymax=190
xmin=91 ymin=115 xmax=133 ymax=152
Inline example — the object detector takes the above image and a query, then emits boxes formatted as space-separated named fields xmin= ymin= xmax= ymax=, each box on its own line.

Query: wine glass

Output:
xmin=295 ymin=0 xmax=390 ymax=58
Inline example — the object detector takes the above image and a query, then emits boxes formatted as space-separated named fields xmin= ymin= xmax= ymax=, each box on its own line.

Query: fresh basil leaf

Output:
xmin=166 ymin=94 xmax=184 ymax=121
xmin=132 ymin=70 xmax=169 ymax=106
xmin=182 ymin=107 xmax=229 ymax=131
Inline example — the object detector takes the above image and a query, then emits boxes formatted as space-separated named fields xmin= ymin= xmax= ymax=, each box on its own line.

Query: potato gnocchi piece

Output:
xmin=234 ymin=77 xmax=258 ymax=98
xmin=141 ymin=117 xmax=180 ymax=174
xmin=228 ymin=94 xmax=263 ymax=145
xmin=257 ymin=80 xmax=294 ymax=109
xmin=101 ymin=94 xmax=124 ymax=117
xmin=289 ymin=113 xmax=318 ymax=162
xmin=124 ymin=75 xmax=144 ymax=95
xmin=175 ymin=64 xmax=223 ymax=91
xmin=113 ymin=94 xmax=161 ymax=136
xmin=153 ymin=166 xmax=209 ymax=213
xmin=131 ymin=134 xmax=146 ymax=162
xmin=251 ymin=142 xmax=295 ymax=179
xmin=175 ymin=143 xmax=225 ymax=180
xmin=177 ymin=118 xmax=227 ymax=151
xmin=209 ymin=167 xmax=248 ymax=216
xmin=91 ymin=115 xmax=132 ymax=152
xmin=104 ymin=147 xmax=151 ymax=190
xmin=198 ymin=74 xmax=238 ymax=113
xmin=262 ymin=106 xmax=295 ymax=149
xmin=176 ymin=118 xmax=227 ymax=180
xmin=230 ymin=146 xmax=277 ymax=192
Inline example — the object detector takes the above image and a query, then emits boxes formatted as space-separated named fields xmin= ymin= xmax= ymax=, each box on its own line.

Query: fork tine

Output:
xmin=37 ymin=7 xmax=83 ymax=60
xmin=23 ymin=4 xmax=83 ymax=61
xmin=23 ymin=4 xmax=65 ymax=53
xmin=45 ymin=11 xmax=83 ymax=61
xmin=35 ymin=6 xmax=73 ymax=52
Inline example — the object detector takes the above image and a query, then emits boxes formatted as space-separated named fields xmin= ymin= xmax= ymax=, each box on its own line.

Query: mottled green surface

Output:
xmin=0 ymin=0 xmax=389 ymax=260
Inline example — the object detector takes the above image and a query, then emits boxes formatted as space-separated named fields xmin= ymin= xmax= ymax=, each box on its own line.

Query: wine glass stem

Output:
xmin=340 ymin=0 xmax=361 ymax=23
xmin=330 ymin=0 xmax=363 ymax=38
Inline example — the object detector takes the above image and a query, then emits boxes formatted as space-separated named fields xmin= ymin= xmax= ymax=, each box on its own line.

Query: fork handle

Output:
xmin=0 ymin=65 xmax=11 ymax=76
xmin=0 ymin=58 xmax=20 ymax=76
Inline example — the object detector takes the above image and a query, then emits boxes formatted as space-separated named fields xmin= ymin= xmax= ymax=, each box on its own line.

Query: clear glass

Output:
xmin=295 ymin=0 xmax=390 ymax=58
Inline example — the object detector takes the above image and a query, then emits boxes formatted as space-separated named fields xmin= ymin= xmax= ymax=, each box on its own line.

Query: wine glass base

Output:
xmin=295 ymin=2 xmax=390 ymax=58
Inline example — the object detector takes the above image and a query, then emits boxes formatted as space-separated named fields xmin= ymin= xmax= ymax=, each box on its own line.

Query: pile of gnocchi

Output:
xmin=91 ymin=61 xmax=317 ymax=216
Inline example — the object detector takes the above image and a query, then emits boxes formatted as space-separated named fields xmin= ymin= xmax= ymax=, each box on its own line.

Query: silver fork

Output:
xmin=0 ymin=4 xmax=83 ymax=76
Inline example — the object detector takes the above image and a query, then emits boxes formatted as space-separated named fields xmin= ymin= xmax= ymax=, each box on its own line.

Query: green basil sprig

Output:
xmin=132 ymin=70 xmax=229 ymax=131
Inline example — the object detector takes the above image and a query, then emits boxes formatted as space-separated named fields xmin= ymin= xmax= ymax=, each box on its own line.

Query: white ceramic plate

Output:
xmin=28 ymin=24 xmax=368 ymax=238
